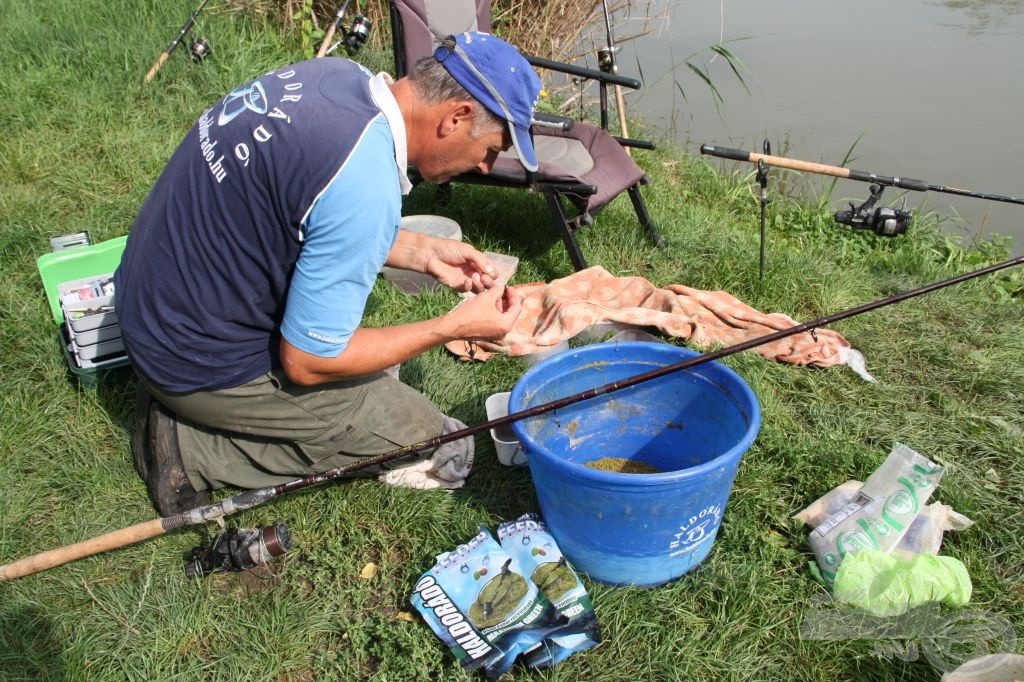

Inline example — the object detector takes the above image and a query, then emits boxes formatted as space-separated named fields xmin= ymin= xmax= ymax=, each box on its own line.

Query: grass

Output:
xmin=2 ymin=1 xmax=1023 ymax=681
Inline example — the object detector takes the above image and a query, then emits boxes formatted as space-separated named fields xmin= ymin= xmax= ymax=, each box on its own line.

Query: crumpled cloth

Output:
xmin=446 ymin=266 xmax=872 ymax=379
xmin=378 ymin=416 xmax=474 ymax=490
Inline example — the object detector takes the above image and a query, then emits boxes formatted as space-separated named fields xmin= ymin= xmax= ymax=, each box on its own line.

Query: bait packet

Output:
xmin=410 ymin=527 xmax=563 ymax=678
xmin=497 ymin=514 xmax=601 ymax=668
xmin=808 ymin=442 xmax=945 ymax=584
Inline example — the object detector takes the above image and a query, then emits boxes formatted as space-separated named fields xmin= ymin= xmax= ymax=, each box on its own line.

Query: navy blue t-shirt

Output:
xmin=115 ymin=59 xmax=393 ymax=393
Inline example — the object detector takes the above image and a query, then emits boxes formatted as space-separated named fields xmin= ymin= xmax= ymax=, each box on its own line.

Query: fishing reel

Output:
xmin=185 ymin=523 xmax=292 ymax=579
xmin=596 ymin=45 xmax=620 ymax=74
xmin=189 ymin=37 xmax=212 ymax=62
xmin=341 ymin=15 xmax=372 ymax=55
xmin=834 ymin=184 xmax=912 ymax=237
xmin=321 ymin=0 xmax=372 ymax=57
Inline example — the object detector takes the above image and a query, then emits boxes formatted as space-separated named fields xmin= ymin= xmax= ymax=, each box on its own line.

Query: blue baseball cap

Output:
xmin=434 ymin=31 xmax=542 ymax=172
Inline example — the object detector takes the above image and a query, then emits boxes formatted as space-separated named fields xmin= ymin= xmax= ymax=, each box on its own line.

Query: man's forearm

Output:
xmin=280 ymin=319 xmax=455 ymax=385
xmin=280 ymin=283 xmax=519 ymax=386
xmin=384 ymin=229 xmax=429 ymax=273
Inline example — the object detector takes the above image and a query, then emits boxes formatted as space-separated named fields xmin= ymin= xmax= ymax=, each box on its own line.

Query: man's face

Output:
xmin=418 ymin=109 xmax=512 ymax=184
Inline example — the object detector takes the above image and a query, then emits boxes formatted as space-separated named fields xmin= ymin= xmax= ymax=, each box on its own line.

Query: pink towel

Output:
xmin=447 ymin=266 xmax=866 ymax=374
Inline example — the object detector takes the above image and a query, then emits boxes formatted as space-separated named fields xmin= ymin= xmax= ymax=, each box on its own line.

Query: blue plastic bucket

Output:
xmin=509 ymin=342 xmax=761 ymax=586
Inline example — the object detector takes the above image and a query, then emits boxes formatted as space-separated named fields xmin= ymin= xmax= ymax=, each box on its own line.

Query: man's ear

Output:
xmin=440 ymin=101 xmax=475 ymax=136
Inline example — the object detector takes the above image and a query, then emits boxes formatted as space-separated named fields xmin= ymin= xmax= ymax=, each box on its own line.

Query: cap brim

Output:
xmin=509 ymin=123 xmax=538 ymax=172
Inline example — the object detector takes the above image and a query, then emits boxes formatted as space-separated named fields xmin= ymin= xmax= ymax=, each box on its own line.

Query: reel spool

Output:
xmin=185 ymin=523 xmax=292 ymax=578
xmin=189 ymin=37 xmax=212 ymax=62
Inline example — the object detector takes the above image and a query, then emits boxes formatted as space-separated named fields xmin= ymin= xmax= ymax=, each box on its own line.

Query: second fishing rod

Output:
xmin=700 ymin=143 xmax=1024 ymax=207
xmin=701 ymin=142 xmax=1024 ymax=280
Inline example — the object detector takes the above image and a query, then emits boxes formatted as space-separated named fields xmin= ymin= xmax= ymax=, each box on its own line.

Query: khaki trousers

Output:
xmin=141 ymin=368 xmax=443 ymax=491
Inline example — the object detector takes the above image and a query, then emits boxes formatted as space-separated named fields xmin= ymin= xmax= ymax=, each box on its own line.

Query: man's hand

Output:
xmin=422 ymin=239 xmax=496 ymax=293
xmin=280 ymin=281 xmax=521 ymax=385
xmin=443 ymin=283 xmax=522 ymax=341
xmin=385 ymin=229 xmax=497 ymax=294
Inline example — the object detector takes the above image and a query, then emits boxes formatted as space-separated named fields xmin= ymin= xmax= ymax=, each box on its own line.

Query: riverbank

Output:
xmin=1 ymin=2 xmax=1021 ymax=680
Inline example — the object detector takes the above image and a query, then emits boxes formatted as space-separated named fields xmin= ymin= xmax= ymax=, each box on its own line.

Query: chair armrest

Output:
xmin=533 ymin=113 xmax=575 ymax=132
xmin=615 ymin=137 xmax=656 ymax=151
xmin=525 ymin=54 xmax=641 ymax=90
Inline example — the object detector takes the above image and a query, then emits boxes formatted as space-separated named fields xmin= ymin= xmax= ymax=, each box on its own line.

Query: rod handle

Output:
xmin=316 ymin=23 xmax=338 ymax=58
xmin=702 ymin=144 xmax=850 ymax=178
xmin=0 ymin=518 xmax=168 ymax=581
xmin=614 ymin=84 xmax=631 ymax=157
xmin=700 ymin=143 xmax=751 ymax=162
xmin=144 ymin=52 xmax=170 ymax=83
xmin=701 ymin=144 xmax=932 ymax=192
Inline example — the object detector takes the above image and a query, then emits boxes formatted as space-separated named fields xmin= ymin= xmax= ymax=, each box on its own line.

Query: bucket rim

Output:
xmin=508 ymin=341 xmax=761 ymax=485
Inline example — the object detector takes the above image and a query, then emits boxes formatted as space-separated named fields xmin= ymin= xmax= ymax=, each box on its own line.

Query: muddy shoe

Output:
xmin=146 ymin=402 xmax=210 ymax=516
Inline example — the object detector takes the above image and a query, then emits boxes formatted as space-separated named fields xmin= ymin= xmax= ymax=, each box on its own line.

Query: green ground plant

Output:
xmin=1 ymin=1 xmax=1021 ymax=681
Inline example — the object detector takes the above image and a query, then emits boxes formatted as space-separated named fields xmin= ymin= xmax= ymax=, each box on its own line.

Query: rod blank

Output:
xmin=2 ymin=255 xmax=1021 ymax=580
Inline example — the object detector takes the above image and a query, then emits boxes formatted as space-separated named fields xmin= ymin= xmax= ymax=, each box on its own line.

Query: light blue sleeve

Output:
xmin=281 ymin=117 xmax=401 ymax=357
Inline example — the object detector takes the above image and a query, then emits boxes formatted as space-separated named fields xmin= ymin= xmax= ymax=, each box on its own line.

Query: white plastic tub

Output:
xmin=484 ymin=392 xmax=527 ymax=466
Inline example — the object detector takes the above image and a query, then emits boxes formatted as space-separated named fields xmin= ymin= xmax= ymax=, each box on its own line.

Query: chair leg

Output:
xmin=543 ymin=191 xmax=588 ymax=271
xmin=628 ymin=185 xmax=666 ymax=249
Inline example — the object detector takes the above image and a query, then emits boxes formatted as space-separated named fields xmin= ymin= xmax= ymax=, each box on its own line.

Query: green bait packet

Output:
xmin=410 ymin=527 xmax=563 ymax=678
xmin=497 ymin=514 xmax=601 ymax=668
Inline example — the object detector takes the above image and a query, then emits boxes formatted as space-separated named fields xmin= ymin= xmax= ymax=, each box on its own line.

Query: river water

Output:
xmin=612 ymin=0 xmax=1024 ymax=254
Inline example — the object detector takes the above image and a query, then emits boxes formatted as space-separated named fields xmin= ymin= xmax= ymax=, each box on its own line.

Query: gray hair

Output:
xmin=409 ymin=39 xmax=506 ymax=138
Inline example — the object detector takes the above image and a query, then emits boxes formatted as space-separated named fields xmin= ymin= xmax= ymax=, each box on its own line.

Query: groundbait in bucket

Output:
xmin=410 ymin=528 xmax=563 ymax=678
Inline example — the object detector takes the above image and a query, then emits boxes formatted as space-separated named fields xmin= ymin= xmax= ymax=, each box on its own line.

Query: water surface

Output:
xmin=617 ymin=0 xmax=1024 ymax=254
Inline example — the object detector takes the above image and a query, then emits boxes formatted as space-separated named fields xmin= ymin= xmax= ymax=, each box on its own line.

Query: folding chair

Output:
xmin=388 ymin=0 xmax=664 ymax=271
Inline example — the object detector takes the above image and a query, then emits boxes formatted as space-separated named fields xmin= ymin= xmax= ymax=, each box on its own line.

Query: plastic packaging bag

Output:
xmin=497 ymin=514 xmax=601 ymax=668
xmin=410 ymin=528 xmax=563 ymax=678
xmin=832 ymin=549 xmax=972 ymax=616
xmin=807 ymin=443 xmax=945 ymax=584
xmin=796 ymin=483 xmax=973 ymax=559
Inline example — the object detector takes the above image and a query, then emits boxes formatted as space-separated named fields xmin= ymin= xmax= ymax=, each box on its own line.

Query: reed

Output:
xmin=240 ymin=0 xmax=670 ymax=61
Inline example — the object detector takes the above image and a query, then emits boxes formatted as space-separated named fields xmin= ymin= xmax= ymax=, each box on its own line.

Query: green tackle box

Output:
xmin=36 ymin=232 xmax=130 ymax=377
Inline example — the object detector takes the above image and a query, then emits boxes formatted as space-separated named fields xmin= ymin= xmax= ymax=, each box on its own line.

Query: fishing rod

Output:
xmin=2 ymin=254 xmax=1021 ymax=581
xmin=315 ymin=0 xmax=372 ymax=59
xmin=700 ymin=143 xmax=1024 ymax=207
xmin=755 ymin=140 xmax=771 ymax=281
xmin=597 ymin=0 xmax=632 ymax=154
xmin=702 ymin=141 xmax=1024 ymax=275
xmin=316 ymin=0 xmax=352 ymax=58
xmin=144 ymin=0 xmax=213 ymax=83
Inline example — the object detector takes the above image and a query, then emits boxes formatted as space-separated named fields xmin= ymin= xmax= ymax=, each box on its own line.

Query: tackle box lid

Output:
xmin=37 ymin=234 xmax=127 ymax=326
